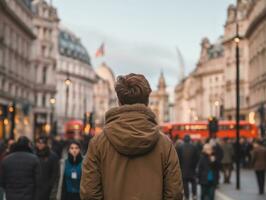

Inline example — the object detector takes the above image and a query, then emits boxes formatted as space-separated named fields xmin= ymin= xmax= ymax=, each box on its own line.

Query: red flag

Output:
xmin=95 ymin=43 xmax=105 ymax=58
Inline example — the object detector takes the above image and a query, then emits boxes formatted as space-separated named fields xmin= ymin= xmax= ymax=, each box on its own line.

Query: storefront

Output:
xmin=0 ymin=102 xmax=33 ymax=141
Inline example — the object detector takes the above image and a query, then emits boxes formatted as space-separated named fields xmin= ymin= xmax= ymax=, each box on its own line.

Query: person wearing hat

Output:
xmin=35 ymin=135 xmax=59 ymax=200
xmin=58 ymin=140 xmax=83 ymax=200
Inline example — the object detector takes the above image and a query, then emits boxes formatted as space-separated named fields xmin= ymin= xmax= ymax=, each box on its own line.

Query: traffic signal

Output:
xmin=208 ymin=117 xmax=219 ymax=137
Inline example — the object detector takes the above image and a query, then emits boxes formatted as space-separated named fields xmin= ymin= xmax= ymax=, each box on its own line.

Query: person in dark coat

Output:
xmin=178 ymin=135 xmax=199 ymax=200
xmin=59 ymin=140 xmax=83 ymax=200
xmin=0 ymin=136 xmax=41 ymax=200
xmin=0 ymin=141 xmax=6 ymax=200
xmin=210 ymin=138 xmax=223 ymax=186
xmin=251 ymin=140 xmax=266 ymax=194
xmin=35 ymin=136 xmax=59 ymax=200
xmin=51 ymin=135 xmax=65 ymax=159
xmin=220 ymin=138 xmax=234 ymax=183
xmin=197 ymin=143 xmax=219 ymax=200
xmin=81 ymin=134 xmax=93 ymax=155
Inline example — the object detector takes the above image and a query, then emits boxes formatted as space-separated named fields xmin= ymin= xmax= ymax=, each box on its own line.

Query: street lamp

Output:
xmin=64 ymin=73 xmax=72 ymax=119
xmin=50 ymin=97 xmax=56 ymax=105
xmin=235 ymin=18 xmax=241 ymax=190
xmin=50 ymin=97 xmax=56 ymax=135
xmin=214 ymin=101 xmax=220 ymax=118
xmin=9 ymin=102 xmax=16 ymax=139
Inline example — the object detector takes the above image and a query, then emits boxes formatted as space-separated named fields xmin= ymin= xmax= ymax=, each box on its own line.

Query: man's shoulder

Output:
xmin=157 ymin=132 xmax=174 ymax=149
xmin=3 ymin=152 xmax=38 ymax=164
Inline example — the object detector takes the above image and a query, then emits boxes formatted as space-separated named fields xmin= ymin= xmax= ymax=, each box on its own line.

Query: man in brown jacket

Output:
xmin=252 ymin=140 xmax=266 ymax=195
xmin=80 ymin=73 xmax=183 ymax=200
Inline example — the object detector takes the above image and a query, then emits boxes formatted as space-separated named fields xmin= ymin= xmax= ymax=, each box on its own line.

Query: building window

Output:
xmin=42 ymin=45 xmax=46 ymax=56
xmin=34 ymin=94 xmax=38 ymax=106
xmin=42 ymin=94 xmax=46 ymax=107
xmin=42 ymin=66 xmax=47 ymax=84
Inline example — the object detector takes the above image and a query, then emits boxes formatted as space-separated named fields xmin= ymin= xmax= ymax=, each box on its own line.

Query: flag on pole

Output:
xmin=95 ymin=43 xmax=105 ymax=58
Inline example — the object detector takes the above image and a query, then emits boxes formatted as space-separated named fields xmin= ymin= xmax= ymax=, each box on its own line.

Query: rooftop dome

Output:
xmin=59 ymin=26 xmax=91 ymax=65
xmin=96 ymin=62 xmax=115 ymax=90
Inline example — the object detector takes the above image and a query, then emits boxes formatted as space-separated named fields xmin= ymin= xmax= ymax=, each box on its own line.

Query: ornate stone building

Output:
xmin=56 ymin=26 xmax=97 ymax=134
xmin=174 ymin=38 xmax=225 ymax=122
xmin=174 ymin=0 xmax=266 ymax=129
xmin=223 ymin=1 xmax=251 ymax=120
xmin=93 ymin=62 xmax=117 ymax=126
xmin=245 ymin=0 xmax=266 ymax=132
xmin=150 ymin=72 xmax=169 ymax=124
xmin=31 ymin=0 xmax=59 ymax=137
xmin=0 ymin=0 xmax=35 ymax=140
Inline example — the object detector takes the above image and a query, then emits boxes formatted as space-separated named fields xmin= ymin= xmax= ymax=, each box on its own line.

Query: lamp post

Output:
xmin=235 ymin=20 xmax=241 ymax=190
xmin=214 ymin=101 xmax=220 ymax=118
xmin=9 ymin=102 xmax=16 ymax=139
xmin=49 ymin=97 xmax=56 ymax=135
xmin=64 ymin=73 xmax=71 ymax=119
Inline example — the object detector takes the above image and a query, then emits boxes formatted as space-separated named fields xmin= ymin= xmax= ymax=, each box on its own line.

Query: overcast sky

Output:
xmin=53 ymin=0 xmax=235 ymax=89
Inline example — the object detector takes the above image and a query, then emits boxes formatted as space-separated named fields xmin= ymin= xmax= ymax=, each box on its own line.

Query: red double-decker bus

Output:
xmin=65 ymin=120 xmax=83 ymax=140
xmin=161 ymin=121 xmax=258 ymax=140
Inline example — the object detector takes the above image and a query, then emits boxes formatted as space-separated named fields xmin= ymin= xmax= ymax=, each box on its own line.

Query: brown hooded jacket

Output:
xmin=80 ymin=104 xmax=183 ymax=200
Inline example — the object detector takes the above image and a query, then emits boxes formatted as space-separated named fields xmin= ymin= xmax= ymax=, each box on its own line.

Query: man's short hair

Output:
xmin=115 ymin=73 xmax=152 ymax=105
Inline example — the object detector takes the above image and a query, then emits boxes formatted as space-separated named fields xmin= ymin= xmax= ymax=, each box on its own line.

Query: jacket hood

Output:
xmin=104 ymin=104 xmax=160 ymax=156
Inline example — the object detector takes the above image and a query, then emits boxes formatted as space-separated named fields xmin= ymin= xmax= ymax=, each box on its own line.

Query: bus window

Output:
xmin=240 ymin=125 xmax=251 ymax=130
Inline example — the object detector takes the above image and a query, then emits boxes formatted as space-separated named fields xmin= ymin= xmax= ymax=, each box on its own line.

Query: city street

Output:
xmin=0 ymin=0 xmax=266 ymax=200
xmin=216 ymin=170 xmax=266 ymax=200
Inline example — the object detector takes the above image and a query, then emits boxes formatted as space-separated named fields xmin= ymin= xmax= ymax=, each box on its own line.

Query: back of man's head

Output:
xmin=12 ymin=136 xmax=32 ymax=153
xmin=184 ymin=135 xmax=191 ymax=143
xmin=115 ymin=73 xmax=152 ymax=106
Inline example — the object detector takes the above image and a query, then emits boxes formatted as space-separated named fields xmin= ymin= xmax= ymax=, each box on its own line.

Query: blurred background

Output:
xmin=0 ymin=0 xmax=265 ymax=142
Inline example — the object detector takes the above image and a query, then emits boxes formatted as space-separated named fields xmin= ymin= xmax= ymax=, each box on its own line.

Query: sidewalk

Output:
xmin=216 ymin=169 xmax=266 ymax=200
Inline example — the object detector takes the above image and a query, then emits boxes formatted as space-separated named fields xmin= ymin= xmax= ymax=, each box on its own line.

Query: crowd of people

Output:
xmin=0 ymin=133 xmax=265 ymax=200
xmin=172 ymin=134 xmax=266 ymax=200
xmin=0 ymin=135 xmax=89 ymax=200
xmin=0 ymin=73 xmax=265 ymax=200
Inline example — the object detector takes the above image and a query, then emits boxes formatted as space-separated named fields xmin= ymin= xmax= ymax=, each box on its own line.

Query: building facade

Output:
xmin=174 ymin=0 xmax=266 ymax=131
xmin=93 ymin=62 xmax=117 ymax=127
xmin=56 ymin=27 xmax=97 ymax=134
xmin=0 ymin=0 xmax=36 ymax=140
xmin=245 ymin=0 xmax=266 ymax=134
xmin=150 ymin=72 xmax=169 ymax=124
xmin=174 ymin=38 xmax=225 ymax=122
xmin=222 ymin=1 xmax=251 ymax=121
xmin=31 ymin=0 xmax=59 ymax=137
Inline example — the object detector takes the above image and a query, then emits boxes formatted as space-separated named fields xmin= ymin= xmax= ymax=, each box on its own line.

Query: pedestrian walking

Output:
xmin=220 ymin=137 xmax=234 ymax=183
xmin=35 ymin=136 xmax=60 ymax=200
xmin=251 ymin=139 xmax=266 ymax=195
xmin=197 ymin=143 xmax=219 ymax=200
xmin=210 ymin=138 xmax=223 ymax=186
xmin=178 ymin=135 xmax=199 ymax=200
xmin=80 ymin=73 xmax=183 ymax=200
xmin=81 ymin=134 xmax=93 ymax=155
xmin=0 ymin=136 xmax=41 ymax=200
xmin=58 ymin=140 xmax=83 ymax=200
xmin=51 ymin=135 xmax=65 ymax=159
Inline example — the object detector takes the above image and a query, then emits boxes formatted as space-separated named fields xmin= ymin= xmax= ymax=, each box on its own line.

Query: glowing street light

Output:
xmin=64 ymin=78 xmax=72 ymax=86
xmin=50 ymin=97 xmax=56 ymax=105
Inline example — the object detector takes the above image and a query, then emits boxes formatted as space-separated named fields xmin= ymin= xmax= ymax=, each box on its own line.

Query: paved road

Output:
xmin=216 ymin=169 xmax=266 ymax=200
